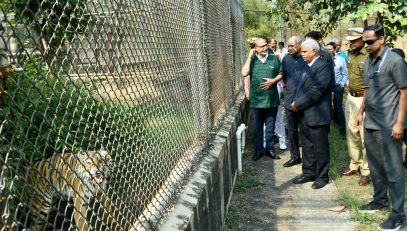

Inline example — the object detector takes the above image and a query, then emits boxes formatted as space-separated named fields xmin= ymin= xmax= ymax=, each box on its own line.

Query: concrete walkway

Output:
xmin=228 ymin=141 xmax=356 ymax=230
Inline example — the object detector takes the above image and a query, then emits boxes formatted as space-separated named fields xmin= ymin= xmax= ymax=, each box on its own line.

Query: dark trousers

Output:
xmin=285 ymin=109 xmax=300 ymax=161
xmin=300 ymin=122 xmax=330 ymax=182
xmin=251 ymin=107 xmax=278 ymax=154
xmin=364 ymin=128 xmax=405 ymax=220
xmin=333 ymin=84 xmax=346 ymax=133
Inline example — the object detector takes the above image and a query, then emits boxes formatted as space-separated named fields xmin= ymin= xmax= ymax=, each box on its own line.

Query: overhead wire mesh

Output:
xmin=0 ymin=0 xmax=244 ymax=230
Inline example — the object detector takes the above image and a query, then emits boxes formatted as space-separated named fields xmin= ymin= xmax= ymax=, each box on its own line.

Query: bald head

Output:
xmin=332 ymin=37 xmax=342 ymax=49
xmin=253 ymin=38 xmax=268 ymax=58
xmin=255 ymin=38 xmax=267 ymax=46
xmin=288 ymin=36 xmax=303 ymax=45
xmin=287 ymin=36 xmax=303 ymax=56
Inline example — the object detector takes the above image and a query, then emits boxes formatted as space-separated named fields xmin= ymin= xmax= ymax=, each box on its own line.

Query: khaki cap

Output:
xmin=346 ymin=27 xmax=364 ymax=41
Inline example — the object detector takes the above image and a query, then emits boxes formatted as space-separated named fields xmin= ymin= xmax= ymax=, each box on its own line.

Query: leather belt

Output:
xmin=350 ymin=90 xmax=365 ymax=97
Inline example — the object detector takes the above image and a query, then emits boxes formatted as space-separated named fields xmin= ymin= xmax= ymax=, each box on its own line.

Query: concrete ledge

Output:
xmin=159 ymin=95 xmax=246 ymax=231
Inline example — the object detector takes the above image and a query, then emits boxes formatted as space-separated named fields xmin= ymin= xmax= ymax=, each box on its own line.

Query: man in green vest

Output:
xmin=242 ymin=38 xmax=282 ymax=161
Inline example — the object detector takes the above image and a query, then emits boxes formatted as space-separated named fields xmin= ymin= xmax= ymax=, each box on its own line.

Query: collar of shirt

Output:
xmin=308 ymin=56 xmax=320 ymax=66
xmin=369 ymin=46 xmax=389 ymax=65
xmin=256 ymin=53 xmax=269 ymax=63
xmin=349 ymin=48 xmax=366 ymax=56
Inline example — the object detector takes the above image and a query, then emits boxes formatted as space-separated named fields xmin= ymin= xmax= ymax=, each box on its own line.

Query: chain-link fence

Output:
xmin=0 ymin=0 xmax=244 ymax=230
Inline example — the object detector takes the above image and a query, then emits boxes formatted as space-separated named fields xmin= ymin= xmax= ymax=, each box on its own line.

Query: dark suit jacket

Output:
xmin=295 ymin=57 xmax=333 ymax=126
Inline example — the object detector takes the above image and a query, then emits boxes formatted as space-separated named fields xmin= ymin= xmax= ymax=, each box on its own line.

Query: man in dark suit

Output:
xmin=281 ymin=36 xmax=307 ymax=167
xmin=291 ymin=39 xmax=333 ymax=189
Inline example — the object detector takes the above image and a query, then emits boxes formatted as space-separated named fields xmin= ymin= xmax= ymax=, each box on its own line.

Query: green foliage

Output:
xmin=12 ymin=0 xmax=91 ymax=49
xmin=244 ymin=0 xmax=278 ymax=42
xmin=0 ymin=54 xmax=111 ymax=163
xmin=224 ymin=205 xmax=239 ymax=231
xmin=266 ymin=0 xmax=407 ymax=44
xmin=233 ymin=163 xmax=264 ymax=193
xmin=234 ymin=178 xmax=264 ymax=193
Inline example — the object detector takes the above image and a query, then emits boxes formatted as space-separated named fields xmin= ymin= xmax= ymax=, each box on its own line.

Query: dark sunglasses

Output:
xmin=363 ymin=38 xmax=378 ymax=45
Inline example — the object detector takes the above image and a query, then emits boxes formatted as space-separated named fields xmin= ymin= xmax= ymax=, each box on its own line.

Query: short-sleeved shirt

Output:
xmin=363 ymin=47 xmax=407 ymax=130
xmin=249 ymin=52 xmax=281 ymax=108
xmin=348 ymin=48 xmax=367 ymax=92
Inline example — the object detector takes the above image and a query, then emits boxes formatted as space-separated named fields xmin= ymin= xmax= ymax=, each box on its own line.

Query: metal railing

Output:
xmin=0 ymin=0 xmax=244 ymax=230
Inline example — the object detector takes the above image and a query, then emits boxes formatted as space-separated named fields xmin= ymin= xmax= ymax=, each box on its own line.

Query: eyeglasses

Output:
xmin=362 ymin=38 xmax=378 ymax=45
xmin=287 ymin=45 xmax=295 ymax=48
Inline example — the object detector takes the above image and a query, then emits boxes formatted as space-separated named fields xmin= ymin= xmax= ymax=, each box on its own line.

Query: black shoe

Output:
xmin=265 ymin=150 xmax=280 ymax=159
xmin=292 ymin=175 xmax=315 ymax=184
xmin=283 ymin=158 xmax=301 ymax=167
xmin=252 ymin=152 xmax=264 ymax=161
xmin=359 ymin=201 xmax=389 ymax=213
xmin=378 ymin=217 xmax=407 ymax=230
xmin=311 ymin=180 xmax=328 ymax=189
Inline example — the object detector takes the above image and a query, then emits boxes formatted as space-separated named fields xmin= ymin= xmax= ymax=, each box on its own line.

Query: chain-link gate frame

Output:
xmin=0 ymin=0 xmax=244 ymax=230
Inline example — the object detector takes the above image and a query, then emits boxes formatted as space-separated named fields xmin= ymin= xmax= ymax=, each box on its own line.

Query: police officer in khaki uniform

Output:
xmin=342 ymin=28 xmax=370 ymax=186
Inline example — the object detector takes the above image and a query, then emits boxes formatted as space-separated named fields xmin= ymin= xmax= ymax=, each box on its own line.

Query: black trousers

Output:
xmin=365 ymin=128 xmax=405 ymax=221
xmin=300 ymin=122 xmax=330 ymax=182
xmin=285 ymin=109 xmax=301 ymax=161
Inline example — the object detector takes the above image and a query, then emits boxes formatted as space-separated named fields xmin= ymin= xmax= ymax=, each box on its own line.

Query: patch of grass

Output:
xmin=234 ymin=179 xmax=264 ymax=193
xmin=328 ymin=123 xmax=349 ymax=179
xmin=224 ymin=205 xmax=239 ymax=231
xmin=233 ymin=160 xmax=264 ymax=193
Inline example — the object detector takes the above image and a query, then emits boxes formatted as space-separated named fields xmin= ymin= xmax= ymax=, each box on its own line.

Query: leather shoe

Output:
xmin=292 ymin=175 xmax=315 ymax=184
xmin=311 ymin=180 xmax=328 ymax=189
xmin=265 ymin=150 xmax=280 ymax=159
xmin=343 ymin=168 xmax=358 ymax=176
xmin=358 ymin=176 xmax=370 ymax=186
xmin=252 ymin=152 xmax=263 ymax=161
xmin=283 ymin=158 xmax=301 ymax=167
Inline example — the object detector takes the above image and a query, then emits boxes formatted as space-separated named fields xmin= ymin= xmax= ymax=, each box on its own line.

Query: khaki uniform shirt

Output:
xmin=347 ymin=48 xmax=367 ymax=92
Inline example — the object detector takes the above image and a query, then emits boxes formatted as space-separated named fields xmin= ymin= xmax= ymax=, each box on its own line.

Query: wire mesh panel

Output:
xmin=0 ymin=0 xmax=243 ymax=230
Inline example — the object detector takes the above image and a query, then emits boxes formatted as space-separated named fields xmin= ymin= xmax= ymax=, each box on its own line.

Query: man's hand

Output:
xmin=344 ymin=84 xmax=349 ymax=94
xmin=391 ymin=121 xmax=404 ymax=140
xmin=260 ymin=78 xmax=276 ymax=90
xmin=248 ymin=49 xmax=256 ymax=59
xmin=291 ymin=101 xmax=299 ymax=112
xmin=355 ymin=112 xmax=364 ymax=129
xmin=242 ymin=49 xmax=256 ymax=77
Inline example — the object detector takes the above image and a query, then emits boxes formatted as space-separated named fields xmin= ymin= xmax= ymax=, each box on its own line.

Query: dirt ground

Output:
xmin=225 ymin=120 xmax=407 ymax=231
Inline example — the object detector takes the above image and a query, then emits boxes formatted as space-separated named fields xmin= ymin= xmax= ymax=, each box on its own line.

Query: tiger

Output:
xmin=23 ymin=149 xmax=117 ymax=231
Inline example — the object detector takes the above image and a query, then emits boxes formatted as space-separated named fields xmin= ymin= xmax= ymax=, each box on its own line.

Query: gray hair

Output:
xmin=288 ymin=36 xmax=303 ymax=45
xmin=301 ymin=39 xmax=320 ymax=52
